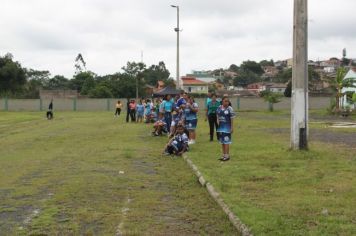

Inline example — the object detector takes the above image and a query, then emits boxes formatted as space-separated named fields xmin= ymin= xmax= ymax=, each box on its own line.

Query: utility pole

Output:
xmin=291 ymin=0 xmax=308 ymax=150
xmin=171 ymin=5 xmax=180 ymax=89
xmin=136 ymin=51 xmax=144 ymax=100
xmin=136 ymin=73 xmax=138 ymax=100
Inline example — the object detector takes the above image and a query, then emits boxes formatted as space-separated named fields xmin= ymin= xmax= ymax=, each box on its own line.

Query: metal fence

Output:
xmin=0 ymin=97 xmax=331 ymax=112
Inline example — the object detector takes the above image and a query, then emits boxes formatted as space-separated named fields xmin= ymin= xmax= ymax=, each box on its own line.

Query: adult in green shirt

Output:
xmin=206 ymin=94 xmax=221 ymax=141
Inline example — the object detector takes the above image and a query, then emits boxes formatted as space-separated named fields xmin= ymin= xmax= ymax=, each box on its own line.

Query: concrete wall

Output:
xmin=0 ymin=97 xmax=332 ymax=112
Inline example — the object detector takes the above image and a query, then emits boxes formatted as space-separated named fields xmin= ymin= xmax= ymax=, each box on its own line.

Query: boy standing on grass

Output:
xmin=216 ymin=96 xmax=236 ymax=161
xmin=136 ymin=100 xmax=145 ymax=123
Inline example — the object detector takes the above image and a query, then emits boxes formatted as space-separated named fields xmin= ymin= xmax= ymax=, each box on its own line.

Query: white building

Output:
xmin=341 ymin=68 xmax=356 ymax=108
xmin=181 ymin=77 xmax=209 ymax=94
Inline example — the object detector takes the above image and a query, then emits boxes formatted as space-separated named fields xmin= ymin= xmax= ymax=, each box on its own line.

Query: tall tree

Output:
xmin=144 ymin=61 xmax=170 ymax=86
xmin=0 ymin=53 xmax=26 ymax=96
xmin=228 ymin=64 xmax=239 ymax=72
xmin=240 ymin=60 xmax=264 ymax=75
xmin=70 ymin=71 xmax=96 ymax=92
xmin=75 ymin=53 xmax=87 ymax=74
xmin=122 ymin=61 xmax=146 ymax=97
xmin=46 ymin=75 xmax=70 ymax=89
xmin=259 ymin=59 xmax=274 ymax=67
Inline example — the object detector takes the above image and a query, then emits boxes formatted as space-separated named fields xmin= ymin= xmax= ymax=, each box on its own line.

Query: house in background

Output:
xmin=181 ymin=76 xmax=209 ymax=94
xmin=247 ymin=82 xmax=267 ymax=95
xmin=266 ymin=83 xmax=287 ymax=93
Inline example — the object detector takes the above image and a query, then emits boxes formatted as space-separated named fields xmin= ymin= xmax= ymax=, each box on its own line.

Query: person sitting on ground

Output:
xmin=152 ymin=113 xmax=167 ymax=136
xmin=46 ymin=100 xmax=53 ymax=120
xmin=163 ymin=124 xmax=189 ymax=156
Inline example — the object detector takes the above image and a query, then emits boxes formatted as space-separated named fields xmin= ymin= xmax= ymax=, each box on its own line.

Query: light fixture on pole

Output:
xmin=171 ymin=5 xmax=180 ymax=89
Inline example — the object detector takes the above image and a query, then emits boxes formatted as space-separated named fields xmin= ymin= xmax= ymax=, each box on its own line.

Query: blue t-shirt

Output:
xmin=145 ymin=103 xmax=152 ymax=115
xmin=176 ymin=97 xmax=186 ymax=108
xmin=217 ymin=105 xmax=236 ymax=133
xmin=184 ymin=102 xmax=198 ymax=120
xmin=136 ymin=104 xmax=144 ymax=114
xmin=163 ymin=100 xmax=173 ymax=112
xmin=206 ymin=97 xmax=212 ymax=108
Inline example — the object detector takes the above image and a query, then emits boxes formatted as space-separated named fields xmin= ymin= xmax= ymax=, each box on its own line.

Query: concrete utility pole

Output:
xmin=291 ymin=0 xmax=308 ymax=150
xmin=171 ymin=5 xmax=180 ymax=89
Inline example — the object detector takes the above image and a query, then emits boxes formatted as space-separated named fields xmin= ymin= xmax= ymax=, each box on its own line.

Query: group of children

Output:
xmin=114 ymin=92 xmax=235 ymax=161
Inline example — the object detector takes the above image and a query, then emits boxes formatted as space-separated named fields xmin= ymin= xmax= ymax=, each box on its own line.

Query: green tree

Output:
xmin=46 ymin=75 xmax=70 ymax=89
xmin=144 ymin=61 xmax=170 ymax=86
xmin=233 ymin=71 xmax=260 ymax=87
xmin=334 ymin=67 xmax=348 ymax=111
xmin=0 ymin=53 xmax=26 ymax=96
xmin=277 ymin=68 xmax=292 ymax=83
xmin=81 ymin=76 xmax=96 ymax=95
xmin=122 ymin=61 xmax=146 ymax=98
xmin=23 ymin=69 xmax=51 ymax=98
xmin=260 ymin=90 xmax=283 ymax=112
xmin=70 ymin=71 xmax=96 ymax=92
xmin=259 ymin=59 xmax=274 ymax=67
xmin=240 ymin=60 xmax=264 ymax=75
xmin=228 ymin=64 xmax=239 ymax=72
xmin=116 ymin=73 xmax=143 ymax=98
xmin=88 ymin=84 xmax=113 ymax=98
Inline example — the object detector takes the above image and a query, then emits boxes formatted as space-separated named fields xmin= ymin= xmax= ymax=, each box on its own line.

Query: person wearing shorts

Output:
xmin=184 ymin=96 xmax=199 ymax=145
xmin=216 ymin=96 xmax=236 ymax=161
xmin=136 ymin=100 xmax=145 ymax=123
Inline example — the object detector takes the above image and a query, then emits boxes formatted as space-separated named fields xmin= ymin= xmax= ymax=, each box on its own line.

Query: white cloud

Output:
xmin=0 ymin=0 xmax=355 ymax=79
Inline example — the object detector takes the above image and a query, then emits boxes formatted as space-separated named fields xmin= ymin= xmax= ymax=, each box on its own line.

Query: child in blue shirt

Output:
xmin=136 ymin=100 xmax=145 ymax=123
xmin=144 ymin=99 xmax=154 ymax=123
xmin=163 ymin=124 xmax=189 ymax=156
xmin=216 ymin=96 xmax=236 ymax=161
xmin=184 ymin=96 xmax=199 ymax=145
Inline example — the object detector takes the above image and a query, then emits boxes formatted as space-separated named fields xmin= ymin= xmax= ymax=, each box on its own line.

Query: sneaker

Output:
xmin=188 ymin=140 xmax=196 ymax=145
xmin=221 ymin=156 xmax=230 ymax=162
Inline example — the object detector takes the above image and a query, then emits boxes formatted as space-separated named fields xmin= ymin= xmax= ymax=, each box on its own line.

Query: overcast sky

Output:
xmin=0 ymin=0 xmax=355 ymax=79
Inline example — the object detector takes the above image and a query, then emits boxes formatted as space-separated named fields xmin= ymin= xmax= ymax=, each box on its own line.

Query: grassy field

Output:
xmin=1 ymin=110 xmax=355 ymax=235
xmin=0 ymin=112 xmax=238 ymax=235
xmin=188 ymin=110 xmax=355 ymax=235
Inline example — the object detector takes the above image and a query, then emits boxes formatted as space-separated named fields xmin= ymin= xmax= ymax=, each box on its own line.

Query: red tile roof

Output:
xmin=182 ymin=77 xmax=208 ymax=85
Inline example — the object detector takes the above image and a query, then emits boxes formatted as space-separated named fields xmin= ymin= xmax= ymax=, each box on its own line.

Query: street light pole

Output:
xmin=291 ymin=0 xmax=308 ymax=150
xmin=171 ymin=5 xmax=180 ymax=89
